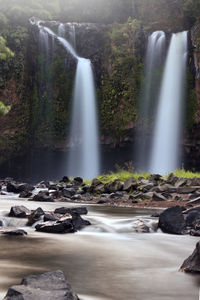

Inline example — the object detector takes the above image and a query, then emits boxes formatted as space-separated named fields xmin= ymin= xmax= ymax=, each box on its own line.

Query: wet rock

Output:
xmin=109 ymin=192 xmax=124 ymax=199
xmin=71 ymin=214 xmax=91 ymax=230
xmin=3 ymin=270 xmax=79 ymax=300
xmin=186 ymin=196 xmax=200 ymax=206
xmin=27 ymin=207 xmax=44 ymax=226
xmin=139 ymin=183 xmax=154 ymax=193
xmin=60 ymin=176 xmax=70 ymax=183
xmin=189 ymin=193 xmax=200 ymax=200
xmin=104 ymin=180 xmax=123 ymax=193
xmin=73 ymin=177 xmax=83 ymax=185
xmin=19 ymin=191 xmax=33 ymax=198
xmin=97 ymin=199 xmax=107 ymax=204
xmin=7 ymin=182 xmax=34 ymax=194
xmin=152 ymin=192 xmax=167 ymax=202
xmin=149 ymin=174 xmax=163 ymax=182
xmin=134 ymin=223 xmax=150 ymax=233
xmin=93 ymin=184 xmax=105 ymax=193
xmin=186 ymin=210 xmax=200 ymax=227
xmin=9 ymin=206 xmax=31 ymax=218
xmin=167 ymin=173 xmax=178 ymax=185
xmin=0 ymin=220 xmax=3 ymax=226
xmin=190 ymin=229 xmax=200 ymax=236
xmin=180 ymin=241 xmax=200 ymax=272
xmin=123 ymin=178 xmax=137 ymax=192
xmin=62 ymin=188 xmax=76 ymax=198
xmin=151 ymin=212 xmax=161 ymax=218
xmin=177 ymin=187 xmax=199 ymax=194
xmin=54 ymin=207 xmax=88 ymax=216
xmin=31 ymin=191 xmax=55 ymax=202
xmin=35 ymin=218 xmax=75 ymax=234
xmin=91 ymin=178 xmax=102 ymax=187
xmin=158 ymin=206 xmax=186 ymax=235
xmin=44 ymin=213 xmax=60 ymax=222
xmin=174 ymin=178 xmax=188 ymax=188
xmin=3 ymin=229 xmax=27 ymax=236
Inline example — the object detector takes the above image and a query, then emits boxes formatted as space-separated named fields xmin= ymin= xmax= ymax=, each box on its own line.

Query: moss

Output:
xmin=100 ymin=19 xmax=143 ymax=139
xmin=186 ymin=67 xmax=198 ymax=129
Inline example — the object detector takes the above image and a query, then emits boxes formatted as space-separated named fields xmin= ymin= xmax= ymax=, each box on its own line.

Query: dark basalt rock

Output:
xmin=9 ymin=206 xmax=31 ymax=218
xmin=158 ymin=206 xmax=186 ymax=235
xmin=152 ymin=192 xmax=167 ymax=202
xmin=54 ymin=207 xmax=88 ymax=216
xmin=3 ymin=270 xmax=79 ymax=300
xmin=7 ymin=182 xmax=34 ymax=194
xmin=19 ymin=191 xmax=33 ymax=198
xmin=44 ymin=213 xmax=60 ymax=222
xmin=31 ymin=191 xmax=55 ymax=202
xmin=3 ymin=229 xmax=27 ymax=236
xmin=60 ymin=176 xmax=70 ymax=183
xmin=35 ymin=218 xmax=75 ymax=234
xmin=186 ymin=210 xmax=200 ymax=227
xmin=180 ymin=241 xmax=200 ymax=273
xmin=73 ymin=177 xmax=83 ymax=185
xmin=27 ymin=207 xmax=44 ymax=226
xmin=71 ymin=214 xmax=91 ymax=230
xmin=62 ymin=188 xmax=76 ymax=198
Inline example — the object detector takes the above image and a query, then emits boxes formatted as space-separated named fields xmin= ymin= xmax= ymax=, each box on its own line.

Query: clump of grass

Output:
xmin=97 ymin=170 xmax=150 ymax=183
xmin=173 ymin=169 xmax=200 ymax=179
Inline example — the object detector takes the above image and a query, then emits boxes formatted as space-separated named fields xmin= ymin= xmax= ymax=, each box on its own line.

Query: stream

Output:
xmin=0 ymin=196 xmax=199 ymax=300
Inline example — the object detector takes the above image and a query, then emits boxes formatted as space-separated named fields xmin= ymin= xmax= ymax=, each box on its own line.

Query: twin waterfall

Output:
xmin=138 ymin=30 xmax=188 ymax=175
xmin=34 ymin=20 xmax=99 ymax=179
xmin=32 ymin=18 xmax=188 ymax=178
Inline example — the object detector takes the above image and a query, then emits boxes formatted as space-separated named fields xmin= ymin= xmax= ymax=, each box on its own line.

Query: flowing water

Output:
xmin=149 ymin=31 xmax=188 ymax=174
xmin=136 ymin=31 xmax=166 ymax=171
xmin=0 ymin=196 xmax=199 ymax=300
xmin=32 ymin=19 xmax=100 ymax=179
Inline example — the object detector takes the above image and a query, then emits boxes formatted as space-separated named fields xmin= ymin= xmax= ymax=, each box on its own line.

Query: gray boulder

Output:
xmin=180 ymin=242 xmax=200 ymax=273
xmin=3 ymin=270 xmax=79 ymax=300
xmin=9 ymin=206 xmax=31 ymax=218
xmin=158 ymin=206 xmax=186 ymax=235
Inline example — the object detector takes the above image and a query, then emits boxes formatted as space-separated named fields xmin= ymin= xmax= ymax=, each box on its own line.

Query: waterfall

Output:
xmin=31 ymin=18 xmax=99 ymax=179
xmin=149 ymin=31 xmax=188 ymax=175
xmin=137 ymin=31 xmax=166 ymax=171
xmin=68 ymin=58 xmax=99 ymax=178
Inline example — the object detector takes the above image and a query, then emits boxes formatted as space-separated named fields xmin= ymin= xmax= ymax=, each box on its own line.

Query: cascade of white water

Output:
xmin=31 ymin=18 xmax=100 ymax=179
xmin=68 ymin=58 xmax=99 ymax=178
xmin=149 ymin=31 xmax=188 ymax=174
xmin=137 ymin=31 xmax=166 ymax=171
xmin=58 ymin=23 xmax=65 ymax=37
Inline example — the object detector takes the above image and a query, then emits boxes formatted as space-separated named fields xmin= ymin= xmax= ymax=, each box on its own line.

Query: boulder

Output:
xmin=158 ymin=206 xmax=186 ymax=235
xmin=3 ymin=229 xmax=27 ymax=236
xmin=62 ymin=188 xmax=76 ymax=198
xmin=54 ymin=207 xmax=88 ymax=216
xmin=3 ymin=270 xmax=79 ymax=300
xmin=71 ymin=214 xmax=91 ymax=230
xmin=44 ymin=213 xmax=60 ymax=222
xmin=7 ymin=182 xmax=34 ymax=194
xmin=60 ymin=176 xmax=70 ymax=183
xmin=9 ymin=206 xmax=31 ymax=218
xmin=152 ymin=192 xmax=167 ymax=202
xmin=104 ymin=180 xmax=123 ymax=193
xmin=35 ymin=218 xmax=75 ymax=234
xmin=19 ymin=191 xmax=33 ymax=198
xmin=31 ymin=191 xmax=54 ymax=202
xmin=180 ymin=241 xmax=200 ymax=272
xmin=27 ymin=207 xmax=44 ymax=226
xmin=190 ymin=229 xmax=200 ymax=236
xmin=186 ymin=210 xmax=200 ymax=227
xmin=123 ymin=178 xmax=138 ymax=192
xmin=177 ymin=187 xmax=199 ymax=194
xmin=91 ymin=178 xmax=102 ymax=187
xmin=73 ymin=177 xmax=83 ymax=185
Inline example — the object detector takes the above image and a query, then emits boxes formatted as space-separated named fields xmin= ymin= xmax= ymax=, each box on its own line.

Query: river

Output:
xmin=0 ymin=196 xmax=199 ymax=300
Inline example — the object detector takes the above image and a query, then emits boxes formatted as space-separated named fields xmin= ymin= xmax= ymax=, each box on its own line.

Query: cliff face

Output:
xmin=0 ymin=15 xmax=199 ymax=169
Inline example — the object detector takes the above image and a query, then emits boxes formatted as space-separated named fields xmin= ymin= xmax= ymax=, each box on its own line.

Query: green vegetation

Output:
xmin=0 ymin=101 xmax=11 ymax=116
xmin=97 ymin=170 xmax=150 ymax=183
xmin=100 ymin=19 xmax=143 ymax=138
xmin=173 ymin=169 xmax=200 ymax=178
